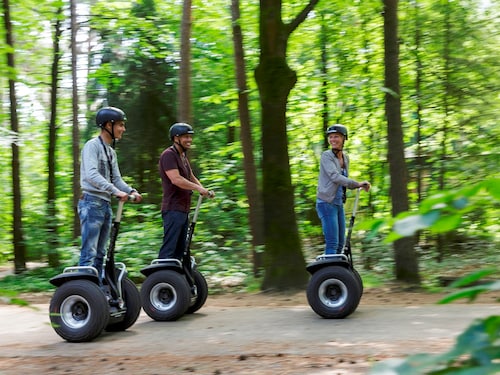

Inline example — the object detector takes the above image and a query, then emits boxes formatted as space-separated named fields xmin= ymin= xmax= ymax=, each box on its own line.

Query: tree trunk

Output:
xmin=178 ymin=0 xmax=192 ymax=123
xmin=70 ymin=0 xmax=81 ymax=239
xmin=383 ymin=0 xmax=420 ymax=284
xmin=47 ymin=6 xmax=63 ymax=268
xmin=230 ymin=0 xmax=265 ymax=276
xmin=255 ymin=0 xmax=319 ymax=290
xmin=3 ymin=0 xmax=26 ymax=273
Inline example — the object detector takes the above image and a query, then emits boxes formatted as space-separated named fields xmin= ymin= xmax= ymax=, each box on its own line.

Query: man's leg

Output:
xmin=159 ymin=211 xmax=189 ymax=259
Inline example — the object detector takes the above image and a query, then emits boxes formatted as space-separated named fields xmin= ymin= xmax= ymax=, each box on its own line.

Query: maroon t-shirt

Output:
xmin=158 ymin=146 xmax=193 ymax=212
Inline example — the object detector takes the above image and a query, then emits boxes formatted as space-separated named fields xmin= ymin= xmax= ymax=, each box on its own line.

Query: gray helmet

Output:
xmin=169 ymin=123 xmax=194 ymax=140
xmin=326 ymin=124 xmax=348 ymax=140
xmin=96 ymin=106 xmax=127 ymax=127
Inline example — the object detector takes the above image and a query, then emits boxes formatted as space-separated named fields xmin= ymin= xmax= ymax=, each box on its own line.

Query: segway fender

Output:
xmin=306 ymin=254 xmax=351 ymax=275
xmin=49 ymin=270 xmax=99 ymax=287
xmin=140 ymin=259 xmax=184 ymax=277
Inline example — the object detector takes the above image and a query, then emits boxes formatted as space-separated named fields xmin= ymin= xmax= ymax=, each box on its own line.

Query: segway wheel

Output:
xmin=140 ymin=270 xmax=190 ymax=321
xmin=306 ymin=265 xmax=361 ymax=319
xmin=352 ymin=267 xmax=364 ymax=296
xmin=105 ymin=277 xmax=141 ymax=332
xmin=49 ymin=279 xmax=109 ymax=342
xmin=186 ymin=269 xmax=208 ymax=314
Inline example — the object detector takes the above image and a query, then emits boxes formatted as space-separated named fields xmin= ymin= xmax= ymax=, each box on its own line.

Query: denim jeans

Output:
xmin=158 ymin=210 xmax=189 ymax=260
xmin=78 ymin=194 xmax=112 ymax=278
xmin=316 ymin=200 xmax=346 ymax=254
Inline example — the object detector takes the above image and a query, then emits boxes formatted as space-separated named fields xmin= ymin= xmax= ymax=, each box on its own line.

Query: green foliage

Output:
xmin=438 ymin=269 xmax=500 ymax=305
xmin=0 ymin=0 xmax=498 ymax=289
xmin=361 ymin=178 xmax=500 ymax=244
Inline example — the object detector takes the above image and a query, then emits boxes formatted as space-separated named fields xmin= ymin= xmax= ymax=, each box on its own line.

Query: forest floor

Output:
xmin=1 ymin=262 xmax=499 ymax=375
xmin=0 ymin=285 xmax=497 ymax=375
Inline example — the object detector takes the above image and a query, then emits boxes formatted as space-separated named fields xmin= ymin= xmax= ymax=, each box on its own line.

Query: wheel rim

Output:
xmin=318 ymin=278 xmax=348 ymax=308
xmin=150 ymin=282 xmax=178 ymax=311
xmin=60 ymin=295 xmax=91 ymax=329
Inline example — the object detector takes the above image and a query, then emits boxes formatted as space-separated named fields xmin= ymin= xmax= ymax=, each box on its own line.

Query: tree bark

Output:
xmin=255 ymin=0 xmax=319 ymax=290
xmin=47 ymin=6 xmax=63 ymax=267
xmin=231 ymin=0 xmax=265 ymax=276
xmin=70 ymin=0 xmax=81 ymax=239
xmin=383 ymin=0 xmax=420 ymax=284
xmin=3 ymin=0 xmax=26 ymax=273
xmin=178 ymin=0 xmax=192 ymax=123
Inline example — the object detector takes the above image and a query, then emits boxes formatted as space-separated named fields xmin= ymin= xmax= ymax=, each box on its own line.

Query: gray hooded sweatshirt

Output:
xmin=316 ymin=149 xmax=359 ymax=204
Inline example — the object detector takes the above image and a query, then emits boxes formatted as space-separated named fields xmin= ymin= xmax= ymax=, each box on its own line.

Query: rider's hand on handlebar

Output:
xmin=199 ymin=187 xmax=215 ymax=198
xmin=358 ymin=181 xmax=371 ymax=192
xmin=117 ymin=191 xmax=142 ymax=202
xmin=130 ymin=191 xmax=143 ymax=203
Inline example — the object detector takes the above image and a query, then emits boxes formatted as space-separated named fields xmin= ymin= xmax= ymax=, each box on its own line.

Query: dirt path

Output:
xmin=0 ymin=288 xmax=498 ymax=375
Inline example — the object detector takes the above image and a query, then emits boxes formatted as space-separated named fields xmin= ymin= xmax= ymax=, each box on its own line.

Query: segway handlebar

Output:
xmin=192 ymin=190 xmax=215 ymax=223
xmin=351 ymin=187 xmax=362 ymax=219
xmin=115 ymin=195 xmax=137 ymax=223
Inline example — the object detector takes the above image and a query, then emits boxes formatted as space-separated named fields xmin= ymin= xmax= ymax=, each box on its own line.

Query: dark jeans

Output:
xmin=158 ymin=210 xmax=189 ymax=260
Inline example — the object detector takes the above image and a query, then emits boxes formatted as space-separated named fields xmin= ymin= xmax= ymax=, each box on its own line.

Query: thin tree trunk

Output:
xmin=319 ymin=11 xmax=329 ymax=150
xmin=383 ymin=0 xmax=420 ymax=284
xmin=70 ymin=0 xmax=81 ymax=239
xmin=3 ymin=0 xmax=26 ymax=273
xmin=178 ymin=0 xmax=192 ymax=123
xmin=436 ymin=1 xmax=453 ymax=261
xmin=230 ymin=0 xmax=265 ymax=276
xmin=47 ymin=6 xmax=63 ymax=267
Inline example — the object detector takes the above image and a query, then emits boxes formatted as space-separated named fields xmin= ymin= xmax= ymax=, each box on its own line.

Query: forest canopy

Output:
xmin=0 ymin=0 xmax=498 ymax=288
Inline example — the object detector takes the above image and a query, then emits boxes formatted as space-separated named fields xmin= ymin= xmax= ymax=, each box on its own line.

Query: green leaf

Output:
xmin=429 ymin=214 xmax=463 ymax=233
xmin=393 ymin=210 xmax=440 ymax=236
xmin=438 ymin=281 xmax=500 ymax=304
xmin=483 ymin=178 xmax=500 ymax=200
xmin=448 ymin=269 xmax=498 ymax=288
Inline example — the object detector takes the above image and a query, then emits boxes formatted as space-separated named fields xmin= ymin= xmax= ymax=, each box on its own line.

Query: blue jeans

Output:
xmin=158 ymin=210 xmax=189 ymax=260
xmin=316 ymin=200 xmax=345 ymax=254
xmin=78 ymin=194 xmax=112 ymax=278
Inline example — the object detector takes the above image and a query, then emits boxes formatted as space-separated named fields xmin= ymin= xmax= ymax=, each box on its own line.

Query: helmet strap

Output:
xmin=174 ymin=138 xmax=187 ymax=153
xmin=102 ymin=121 xmax=116 ymax=148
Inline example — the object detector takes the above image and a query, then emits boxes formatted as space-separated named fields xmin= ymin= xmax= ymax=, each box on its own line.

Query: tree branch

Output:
xmin=286 ymin=0 xmax=320 ymax=36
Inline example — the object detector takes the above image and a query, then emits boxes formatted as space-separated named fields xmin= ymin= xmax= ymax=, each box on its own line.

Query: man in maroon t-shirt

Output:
xmin=158 ymin=123 xmax=211 ymax=259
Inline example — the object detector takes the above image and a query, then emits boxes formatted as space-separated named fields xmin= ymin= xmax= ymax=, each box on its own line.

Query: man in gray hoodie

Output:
xmin=316 ymin=124 xmax=370 ymax=255
xmin=78 ymin=106 xmax=142 ymax=278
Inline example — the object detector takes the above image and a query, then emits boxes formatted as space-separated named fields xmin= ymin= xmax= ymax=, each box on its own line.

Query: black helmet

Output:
xmin=96 ymin=107 xmax=127 ymax=127
xmin=326 ymin=124 xmax=348 ymax=140
xmin=169 ymin=123 xmax=194 ymax=140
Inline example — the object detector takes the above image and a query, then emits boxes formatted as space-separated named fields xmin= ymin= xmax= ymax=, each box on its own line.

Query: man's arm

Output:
xmin=165 ymin=169 xmax=210 ymax=196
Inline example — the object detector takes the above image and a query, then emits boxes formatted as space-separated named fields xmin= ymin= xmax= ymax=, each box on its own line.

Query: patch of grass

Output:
xmin=0 ymin=266 xmax=57 ymax=293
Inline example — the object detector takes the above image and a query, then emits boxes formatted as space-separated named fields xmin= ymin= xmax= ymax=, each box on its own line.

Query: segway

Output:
xmin=306 ymin=188 xmax=364 ymax=319
xmin=140 ymin=192 xmax=213 ymax=321
xmin=49 ymin=196 xmax=141 ymax=342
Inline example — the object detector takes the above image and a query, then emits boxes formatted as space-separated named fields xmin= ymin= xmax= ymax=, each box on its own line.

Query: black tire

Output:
xmin=306 ymin=266 xmax=361 ymax=319
xmin=186 ymin=268 xmax=208 ymax=314
xmin=140 ymin=270 xmax=191 ymax=321
xmin=49 ymin=279 xmax=109 ymax=342
xmin=105 ymin=277 xmax=141 ymax=332
xmin=352 ymin=267 xmax=364 ymax=296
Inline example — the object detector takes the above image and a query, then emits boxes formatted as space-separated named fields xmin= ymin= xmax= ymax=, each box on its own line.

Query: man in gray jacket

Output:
xmin=316 ymin=124 xmax=370 ymax=254
xmin=78 ymin=106 xmax=142 ymax=278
